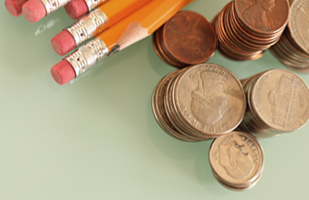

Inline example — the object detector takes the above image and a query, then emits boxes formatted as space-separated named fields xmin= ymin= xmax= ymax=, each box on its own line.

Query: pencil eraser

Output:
xmin=51 ymin=30 xmax=77 ymax=56
xmin=5 ymin=0 xmax=27 ymax=17
xmin=22 ymin=0 xmax=46 ymax=23
xmin=51 ymin=60 xmax=76 ymax=85
xmin=64 ymin=0 xmax=89 ymax=19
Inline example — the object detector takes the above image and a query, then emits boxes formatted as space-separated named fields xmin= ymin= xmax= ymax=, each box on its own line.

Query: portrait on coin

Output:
xmin=242 ymin=0 xmax=276 ymax=31
xmin=190 ymin=71 xmax=229 ymax=125
xmin=219 ymin=140 xmax=254 ymax=180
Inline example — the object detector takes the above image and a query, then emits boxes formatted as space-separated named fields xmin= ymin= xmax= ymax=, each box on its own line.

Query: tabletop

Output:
xmin=1 ymin=0 xmax=308 ymax=199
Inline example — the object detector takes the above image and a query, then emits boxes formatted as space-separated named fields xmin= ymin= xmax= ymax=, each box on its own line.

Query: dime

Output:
xmin=209 ymin=131 xmax=264 ymax=190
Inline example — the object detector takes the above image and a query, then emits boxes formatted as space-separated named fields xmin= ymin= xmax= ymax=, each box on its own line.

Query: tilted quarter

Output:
xmin=251 ymin=69 xmax=309 ymax=132
xmin=209 ymin=131 xmax=264 ymax=185
xmin=152 ymin=70 xmax=197 ymax=142
xmin=289 ymin=0 xmax=309 ymax=54
xmin=234 ymin=0 xmax=289 ymax=34
xmin=174 ymin=63 xmax=246 ymax=136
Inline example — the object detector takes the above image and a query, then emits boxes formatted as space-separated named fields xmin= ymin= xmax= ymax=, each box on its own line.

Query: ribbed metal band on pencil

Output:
xmin=84 ymin=0 xmax=109 ymax=11
xmin=40 ymin=0 xmax=71 ymax=15
xmin=67 ymin=9 xmax=109 ymax=47
xmin=65 ymin=38 xmax=109 ymax=77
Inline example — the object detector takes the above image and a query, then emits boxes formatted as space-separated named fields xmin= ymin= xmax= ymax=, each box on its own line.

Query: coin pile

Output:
xmin=212 ymin=0 xmax=289 ymax=60
xmin=270 ymin=0 xmax=309 ymax=72
xmin=238 ymin=69 xmax=309 ymax=138
xmin=152 ymin=11 xmax=217 ymax=68
xmin=209 ymin=131 xmax=264 ymax=191
xmin=152 ymin=63 xmax=246 ymax=142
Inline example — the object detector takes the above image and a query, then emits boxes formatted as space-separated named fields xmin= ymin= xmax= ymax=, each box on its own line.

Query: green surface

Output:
xmin=1 ymin=1 xmax=308 ymax=199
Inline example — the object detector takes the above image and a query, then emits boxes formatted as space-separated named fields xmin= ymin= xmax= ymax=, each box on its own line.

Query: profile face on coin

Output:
xmin=289 ymin=0 xmax=309 ymax=54
xmin=235 ymin=0 xmax=289 ymax=33
xmin=209 ymin=132 xmax=264 ymax=185
xmin=251 ymin=69 xmax=309 ymax=132
xmin=219 ymin=140 xmax=254 ymax=180
xmin=174 ymin=63 xmax=246 ymax=136
xmin=190 ymin=71 xmax=229 ymax=125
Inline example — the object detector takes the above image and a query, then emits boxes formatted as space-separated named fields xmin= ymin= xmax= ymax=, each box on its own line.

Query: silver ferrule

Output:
xmin=67 ymin=9 xmax=109 ymax=47
xmin=65 ymin=38 xmax=109 ymax=77
xmin=41 ymin=0 xmax=71 ymax=15
xmin=85 ymin=0 xmax=108 ymax=11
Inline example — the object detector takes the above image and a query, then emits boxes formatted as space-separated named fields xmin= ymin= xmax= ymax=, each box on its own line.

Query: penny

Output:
xmin=214 ymin=0 xmax=289 ymax=60
xmin=153 ymin=11 xmax=217 ymax=68
xmin=234 ymin=0 xmax=289 ymax=34
xmin=209 ymin=131 xmax=264 ymax=190
xmin=173 ymin=63 xmax=246 ymax=137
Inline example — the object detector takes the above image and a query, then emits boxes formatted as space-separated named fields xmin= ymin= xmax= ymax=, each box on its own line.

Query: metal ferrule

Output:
xmin=67 ymin=9 xmax=109 ymax=47
xmin=85 ymin=0 xmax=108 ymax=11
xmin=65 ymin=38 xmax=109 ymax=77
xmin=40 ymin=0 xmax=71 ymax=15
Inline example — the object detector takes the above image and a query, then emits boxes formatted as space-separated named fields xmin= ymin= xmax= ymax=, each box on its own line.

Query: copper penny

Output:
xmin=215 ymin=0 xmax=289 ymax=60
xmin=234 ymin=0 xmax=289 ymax=34
xmin=154 ymin=10 xmax=217 ymax=68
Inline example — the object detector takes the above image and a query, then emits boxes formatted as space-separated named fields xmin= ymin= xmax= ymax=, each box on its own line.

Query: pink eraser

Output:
xmin=51 ymin=30 xmax=77 ymax=56
xmin=64 ymin=0 xmax=89 ymax=19
xmin=51 ymin=60 xmax=76 ymax=85
xmin=5 ymin=0 xmax=27 ymax=17
xmin=22 ymin=0 xmax=46 ymax=23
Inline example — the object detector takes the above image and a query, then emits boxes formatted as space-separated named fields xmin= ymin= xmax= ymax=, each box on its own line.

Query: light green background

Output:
xmin=1 ymin=1 xmax=308 ymax=199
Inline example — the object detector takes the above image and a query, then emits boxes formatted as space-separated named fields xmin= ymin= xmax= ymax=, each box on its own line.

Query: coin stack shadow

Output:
xmin=212 ymin=0 xmax=289 ymax=60
xmin=152 ymin=10 xmax=217 ymax=68
xmin=270 ymin=0 xmax=309 ymax=72
xmin=238 ymin=69 xmax=309 ymax=138
xmin=209 ymin=131 xmax=264 ymax=191
xmin=152 ymin=63 xmax=246 ymax=142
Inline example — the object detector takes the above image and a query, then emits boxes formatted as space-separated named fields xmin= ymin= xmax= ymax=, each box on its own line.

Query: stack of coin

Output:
xmin=209 ymin=131 xmax=264 ymax=191
xmin=270 ymin=0 xmax=309 ymax=72
xmin=212 ymin=0 xmax=289 ymax=60
xmin=152 ymin=63 xmax=246 ymax=142
xmin=152 ymin=11 xmax=217 ymax=68
xmin=238 ymin=69 xmax=309 ymax=138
